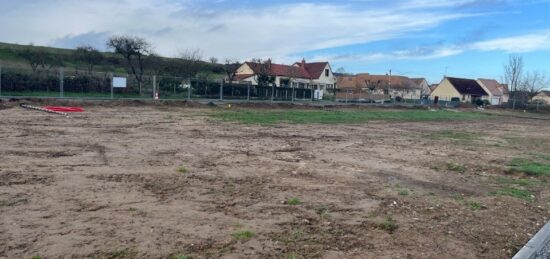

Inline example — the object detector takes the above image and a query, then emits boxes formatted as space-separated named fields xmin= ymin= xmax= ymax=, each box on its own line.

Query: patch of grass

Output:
xmin=31 ymin=256 xmax=42 ymax=259
xmin=176 ymin=166 xmax=188 ymax=174
xmin=468 ymin=201 xmax=482 ymax=211
xmin=376 ymin=216 xmax=399 ymax=234
xmin=128 ymin=207 xmax=138 ymax=212
xmin=509 ymin=158 xmax=550 ymax=176
xmin=172 ymin=255 xmax=192 ymax=259
xmin=492 ymin=187 xmax=535 ymax=202
xmin=496 ymin=177 xmax=543 ymax=187
xmin=446 ymin=162 xmax=466 ymax=173
xmin=232 ymin=230 xmax=255 ymax=241
xmin=398 ymin=190 xmax=410 ymax=196
xmin=451 ymin=193 xmax=465 ymax=201
xmin=213 ymin=109 xmax=489 ymax=125
xmin=287 ymin=197 xmax=302 ymax=205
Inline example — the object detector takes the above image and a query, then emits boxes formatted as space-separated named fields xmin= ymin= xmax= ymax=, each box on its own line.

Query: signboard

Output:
xmin=113 ymin=77 xmax=127 ymax=88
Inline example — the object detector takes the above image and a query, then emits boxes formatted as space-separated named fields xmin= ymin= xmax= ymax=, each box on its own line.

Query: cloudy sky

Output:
xmin=1 ymin=0 xmax=549 ymax=83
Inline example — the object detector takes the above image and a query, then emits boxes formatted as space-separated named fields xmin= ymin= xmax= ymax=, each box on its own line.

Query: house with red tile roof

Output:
xmin=477 ymin=79 xmax=509 ymax=105
xmin=335 ymin=73 xmax=422 ymax=102
xmin=232 ymin=59 xmax=337 ymax=93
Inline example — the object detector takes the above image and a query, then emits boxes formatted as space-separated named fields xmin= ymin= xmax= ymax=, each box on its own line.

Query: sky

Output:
xmin=1 ymin=0 xmax=549 ymax=83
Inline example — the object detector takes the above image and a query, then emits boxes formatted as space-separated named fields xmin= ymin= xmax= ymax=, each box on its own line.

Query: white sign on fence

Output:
xmin=113 ymin=77 xmax=127 ymax=88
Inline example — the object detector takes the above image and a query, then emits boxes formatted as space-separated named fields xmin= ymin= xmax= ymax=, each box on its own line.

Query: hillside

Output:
xmin=0 ymin=42 xmax=224 ymax=78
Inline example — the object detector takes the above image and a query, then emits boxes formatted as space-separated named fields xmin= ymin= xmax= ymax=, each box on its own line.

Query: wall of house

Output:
xmin=533 ymin=93 xmax=550 ymax=104
xmin=418 ymin=80 xmax=431 ymax=96
xmin=235 ymin=64 xmax=254 ymax=75
xmin=430 ymin=79 xmax=461 ymax=101
xmin=311 ymin=64 xmax=337 ymax=92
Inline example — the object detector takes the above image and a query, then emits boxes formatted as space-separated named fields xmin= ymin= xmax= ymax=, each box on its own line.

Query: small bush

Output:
xmin=398 ymin=190 xmax=409 ymax=196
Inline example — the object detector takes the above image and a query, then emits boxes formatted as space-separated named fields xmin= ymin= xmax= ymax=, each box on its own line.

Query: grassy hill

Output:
xmin=0 ymin=42 xmax=224 ymax=78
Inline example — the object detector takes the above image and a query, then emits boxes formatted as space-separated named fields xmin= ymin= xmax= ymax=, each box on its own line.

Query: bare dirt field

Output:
xmin=1 ymin=102 xmax=549 ymax=259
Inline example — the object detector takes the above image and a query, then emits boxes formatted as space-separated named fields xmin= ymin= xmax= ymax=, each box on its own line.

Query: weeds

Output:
xmin=176 ymin=166 xmax=188 ymax=174
xmin=31 ymin=256 xmax=42 ymax=259
xmin=315 ymin=206 xmax=329 ymax=220
xmin=398 ymin=189 xmax=410 ymax=196
xmin=446 ymin=163 xmax=466 ymax=173
xmin=286 ymin=253 xmax=300 ymax=259
xmin=376 ymin=216 xmax=398 ymax=233
xmin=468 ymin=201 xmax=482 ymax=211
xmin=172 ymin=255 xmax=192 ymax=259
xmin=232 ymin=230 xmax=255 ymax=241
xmin=287 ymin=197 xmax=301 ymax=205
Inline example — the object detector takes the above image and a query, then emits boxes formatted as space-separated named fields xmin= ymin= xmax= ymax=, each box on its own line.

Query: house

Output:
xmin=532 ymin=91 xmax=550 ymax=104
xmin=335 ymin=73 xmax=422 ymax=102
xmin=430 ymin=77 xmax=489 ymax=103
xmin=232 ymin=59 xmax=337 ymax=93
xmin=411 ymin=78 xmax=431 ymax=97
xmin=477 ymin=79 xmax=509 ymax=105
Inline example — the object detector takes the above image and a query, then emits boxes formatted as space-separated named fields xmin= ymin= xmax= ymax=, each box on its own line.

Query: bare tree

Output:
xmin=178 ymin=48 xmax=204 ymax=77
xmin=250 ymin=58 xmax=274 ymax=86
xmin=106 ymin=35 xmax=152 ymax=95
xmin=209 ymin=57 xmax=218 ymax=64
xmin=223 ymin=59 xmax=241 ymax=82
xmin=522 ymin=71 xmax=548 ymax=101
xmin=503 ymin=55 xmax=524 ymax=109
xmin=17 ymin=45 xmax=62 ymax=73
xmin=74 ymin=45 xmax=103 ymax=74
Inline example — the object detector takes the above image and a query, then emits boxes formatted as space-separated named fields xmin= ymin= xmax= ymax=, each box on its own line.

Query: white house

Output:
xmin=233 ymin=59 xmax=337 ymax=93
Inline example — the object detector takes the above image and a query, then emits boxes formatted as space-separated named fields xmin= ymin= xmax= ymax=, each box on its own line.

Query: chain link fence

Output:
xmin=0 ymin=63 xmax=318 ymax=102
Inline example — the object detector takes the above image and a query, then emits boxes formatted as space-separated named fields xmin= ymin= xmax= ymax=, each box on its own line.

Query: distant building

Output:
xmin=411 ymin=78 xmax=431 ymax=97
xmin=477 ymin=79 xmax=509 ymax=105
xmin=335 ymin=73 xmax=422 ymax=102
xmin=232 ymin=59 xmax=337 ymax=93
xmin=532 ymin=90 xmax=550 ymax=104
xmin=430 ymin=77 xmax=489 ymax=103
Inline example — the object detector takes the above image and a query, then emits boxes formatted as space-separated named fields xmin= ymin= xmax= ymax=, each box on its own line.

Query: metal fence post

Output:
xmin=271 ymin=84 xmax=274 ymax=102
xmin=247 ymin=81 xmax=251 ymax=101
xmin=59 ymin=67 xmax=64 ymax=98
xmin=110 ymin=72 xmax=114 ymax=99
xmin=153 ymin=75 xmax=156 ymax=100
xmin=291 ymin=84 xmax=295 ymax=102
xmin=0 ymin=63 xmax=2 ymax=97
xmin=187 ymin=78 xmax=191 ymax=100
xmin=220 ymin=80 xmax=224 ymax=101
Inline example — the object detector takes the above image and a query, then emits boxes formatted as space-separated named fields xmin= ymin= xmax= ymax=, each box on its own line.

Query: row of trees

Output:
xmin=503 ymin=55 xmax=549 ymax=108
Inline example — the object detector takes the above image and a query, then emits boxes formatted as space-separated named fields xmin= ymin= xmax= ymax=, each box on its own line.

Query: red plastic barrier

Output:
xmin=43 ymin=106 xmax=85 ymax=112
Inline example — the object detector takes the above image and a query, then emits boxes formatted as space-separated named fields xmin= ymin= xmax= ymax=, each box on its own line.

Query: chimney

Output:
xmin=301 ymin=58 xmax=306 ymax=67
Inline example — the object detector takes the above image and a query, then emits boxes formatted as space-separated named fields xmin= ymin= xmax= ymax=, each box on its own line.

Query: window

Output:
xmin=325 ymin=69 xmax=329 ymax=77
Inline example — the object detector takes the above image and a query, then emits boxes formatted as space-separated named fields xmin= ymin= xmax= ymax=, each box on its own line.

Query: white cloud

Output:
xmin=0 ymin=0 xmax=475 ymax=61
xmin=471 ymin=31 xmax=550 ymax=52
